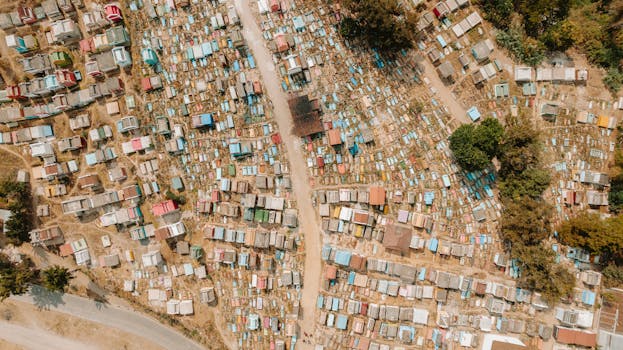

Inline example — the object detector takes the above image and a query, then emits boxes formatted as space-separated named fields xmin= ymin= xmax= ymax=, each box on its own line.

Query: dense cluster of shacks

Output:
xmin=251 ymin=0 xmax=615 ymax=349
xmin=121 ymin=0 xmax=308 ymax=348
xmin=0 ymin=0 xmax=305 ymax=349
xmin=0 ymin=0 xmax=621 ymax=348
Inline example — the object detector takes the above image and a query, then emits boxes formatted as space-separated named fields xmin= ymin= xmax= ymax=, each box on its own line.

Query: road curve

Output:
xmin=10 ymin=289 xmax=204 ymax=350
xmin=232 ymin=0 xmax=322 ymax=347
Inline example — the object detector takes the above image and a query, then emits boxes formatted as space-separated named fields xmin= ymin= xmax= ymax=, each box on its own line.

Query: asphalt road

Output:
xmin=10 ymin=288 xmax=204 ymax=350
xmin=232 ymin=0 xmax=322 ymax=346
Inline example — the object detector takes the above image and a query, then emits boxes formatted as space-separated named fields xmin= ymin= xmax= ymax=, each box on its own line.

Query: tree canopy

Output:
xmin=40 ymin=265 xmax=72 ymax=293
xmin=339 ymin=0 xmax=416 ymax=53
xmin=0 ymin=253 xmax=34 ymax=301
xmin=497 ymin=117 xmax=551 ymax=200
xmin=449 ymin=118 xmax=504 ymax=172
xmin=500 ymin=197 xmax=552 ymax=247
xmin=0 ymin=180 xmax=33 ymax=245
xmin=558 ymin=212 xmax=623 ymax=265
xmin=513 ymin=244 xmax=575 ymax=304
xmin=480 ymin=0 xmax=623 ymax=91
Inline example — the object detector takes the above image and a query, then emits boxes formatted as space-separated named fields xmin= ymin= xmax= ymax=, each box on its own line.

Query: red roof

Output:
xmin=141 ymin=77 xmax=152 ymax=91
xmin=152 ymin=199 xmax=179 ymax=216
xmin=104 ymin=4 xmax=123 ymax=21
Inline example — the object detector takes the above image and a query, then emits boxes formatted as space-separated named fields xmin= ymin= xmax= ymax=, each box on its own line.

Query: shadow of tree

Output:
xmin=29 ymin=285 xmax=65 ymax=310
xmin=86 ymin=281 xmax=109 ymax=310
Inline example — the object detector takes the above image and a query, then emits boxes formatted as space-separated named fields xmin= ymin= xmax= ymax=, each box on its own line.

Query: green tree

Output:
xmin=474 ymin=117 xmax=505 ymax=159
xmin=609 ymin=173 xmax=623 ymax=212
xmin=449 ymin=118 xmax=504 ymax=172
xmin=0 ymin=253 xmax=34 ymax=301
xmin=340 ymin=0 xmax=415 ymax=53
xmin=498 ymin=168 xmax=551 ymax=199
xmin=40 ymin=266 xmax=72 ymax=293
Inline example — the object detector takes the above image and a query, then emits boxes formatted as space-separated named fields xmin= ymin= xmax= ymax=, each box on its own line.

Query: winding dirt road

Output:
xmin=231 ymin=0 xmax=322 ymax=347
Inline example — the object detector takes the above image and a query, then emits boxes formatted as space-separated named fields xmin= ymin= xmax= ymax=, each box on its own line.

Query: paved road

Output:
xmin=10 ymin=288 xmax=204 ymax=350
xmin=232 ymin=0 xmax=322 ymax=346
xmin=0 ymin=320 xmax=98 ymax=350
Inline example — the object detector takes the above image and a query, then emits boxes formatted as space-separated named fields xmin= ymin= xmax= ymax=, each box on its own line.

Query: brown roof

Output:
xmin=490 ymin=341 xmax=525 ymax=350
xmin=369 ymin=186 xmax=386 ymax=205
xmin=328 ymin=128 xmax=341 ymax=145
xmin=349 ymin=254 xmax=366 ymax=270
xmin=154 ymin=227 xmax=170 ymax=240
xmin=122 ymin=185 xmax=140 ymax=199
xmin=78 ymin=174 xmax=100 ymax=188
xmin=325 ymin=265 xmax=337 ymax=279
xmin=554 ymin=326 xmax=596 ymax=347
xmin=288 ymin=95 xmax=323 ymax=137
xmin=352 ymin=212 xmax=369 ymax=224
xmin=382 ymin=224 xmax=412 ymax=254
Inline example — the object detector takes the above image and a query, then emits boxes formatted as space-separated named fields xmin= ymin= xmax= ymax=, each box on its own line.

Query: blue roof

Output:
xmin=321 ymin=245 xmax=332 ymax=260
xmin=293 ymin=16 xmax=305 ymax=30
xmin=348 ymin=271 xmax=356 ymax=285
xmin=335 ymin=250 xmax=351 ymax=266
xmin=85 ymin=153 xmax=97 ymax=166
xmin=316 ymin=295 xmax=324 ymax=309
xmin=424 ymin=191 xmax=435 ymax=205
xmin=436 ymin=35 xmax=447 ymax=48
xmin=428 ymin=238 xmax=438 ymax=252
xmin=467 ymin=106 xmax=481 ymax=121
xmin=331 ymin=298 xmax=339 ymax=311
xmin=172 ymin=177 xmax=184 ymax=190
xmin=582 ymin=290 xmax=596 ymax=306
xmin=336 ymin=314 xmax=348 ymax=330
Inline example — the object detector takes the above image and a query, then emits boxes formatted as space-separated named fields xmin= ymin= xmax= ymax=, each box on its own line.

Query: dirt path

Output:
xmin=232 ymin=0 xmax=322 ymax=346
xmin=419 ymin=58 xmax=472 ymax=124
xmin=0 ymin=320 xmax=98 ymax=350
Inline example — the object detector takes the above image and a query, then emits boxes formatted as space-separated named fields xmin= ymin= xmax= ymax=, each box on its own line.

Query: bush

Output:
xmin=604 ymin=68 xmax=623 ymax=93
xmin=496 ymin=28 xmax=545 ymax=67
xmin=602 ymin=264 xmax=623 ymax=288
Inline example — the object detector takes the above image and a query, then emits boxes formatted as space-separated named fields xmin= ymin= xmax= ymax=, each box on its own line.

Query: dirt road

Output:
xmin=11 ymin=289 xmax=204 ymax=350
xmin=420 ymin=58 xmax=472 ymax=124
xmin=232 ymin=0 xmax=322 ymax=346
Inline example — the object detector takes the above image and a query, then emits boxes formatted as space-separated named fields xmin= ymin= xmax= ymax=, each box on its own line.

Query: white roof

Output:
xmin=514 ymin=66 xmax=533 ymax=81
xmin=412 ymin=308 xmax=429 ymax=325
xmin=179 ymin=300 xmax=194 ymax=315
